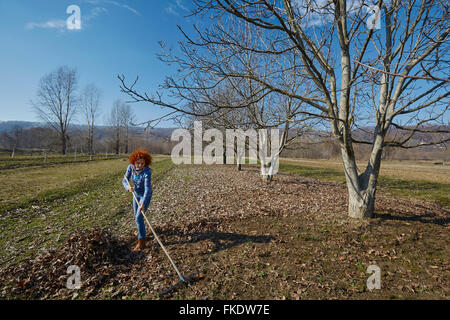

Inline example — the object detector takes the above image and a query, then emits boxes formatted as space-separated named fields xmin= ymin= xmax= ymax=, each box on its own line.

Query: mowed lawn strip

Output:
xmin=0 ymin=156 xmax=175 ymax=267
xmin=0 ymin=155 xmax=168 ymax=214
xmin=0 ymin=153 xmax=124 ymax=170
xmin=281 ymin=158 xmax=450 ymax=183
xmin=277 ymin=161 xmax=450 ymax=208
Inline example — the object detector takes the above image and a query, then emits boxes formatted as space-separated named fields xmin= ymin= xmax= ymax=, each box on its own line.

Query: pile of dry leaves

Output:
xmin=0 ymin=228 xmax=140 ymax=299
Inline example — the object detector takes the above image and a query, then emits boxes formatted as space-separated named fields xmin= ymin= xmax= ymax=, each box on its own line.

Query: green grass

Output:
xmin=277 ymin=162 xmax=449 ymax=207
xmin=0 ymin=156 xmax=176 ymax=267
xmin=377 ymin=176 xmax=450 ymax=207
xmin=0 ymin=157 xmax=129 ymax=215
xmin=279 ymin=162 xmax=346 ymax=182
xmin=0 ymin=153 xmax=124 ymax=170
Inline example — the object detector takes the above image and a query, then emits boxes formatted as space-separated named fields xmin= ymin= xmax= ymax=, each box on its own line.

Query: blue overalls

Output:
xmin=122 ymin=164 xmax=153 ymax=239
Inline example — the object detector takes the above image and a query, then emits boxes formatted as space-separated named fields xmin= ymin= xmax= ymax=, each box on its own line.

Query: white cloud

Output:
xmin=84 ymin=7 xmax=108 ymax=20
xmin=165 ymin=0 xmax=190 ymax=16
xmin=176 ymin=0 xmax=189 ymax=12
xmin=26 ymin=19 xmax=67 ymax=30
xmin=165 ymin=5 xmax=180 ymax=16
xmin=291 ymin=0 xmax=374 ymax=27
xmin=120 ymin=3 xmax=141 ymax=16
xmin=86 ymin=0 xmax=141 ymax=16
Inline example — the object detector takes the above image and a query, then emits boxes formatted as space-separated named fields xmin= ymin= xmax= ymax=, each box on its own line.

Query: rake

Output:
xmin=125 ymin=177 xmax=200 ymax=296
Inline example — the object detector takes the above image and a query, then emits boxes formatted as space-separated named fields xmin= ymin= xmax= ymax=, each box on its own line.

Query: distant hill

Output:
xmin=0 ymin=121 xmax=44 ymax=133
xmin=1 ymin=120 xmax=447 ymax=147
xmin=0 ymin=120 xmax=176 ymax=140
xmin=352 ymin=124 xmax=450 ymax=147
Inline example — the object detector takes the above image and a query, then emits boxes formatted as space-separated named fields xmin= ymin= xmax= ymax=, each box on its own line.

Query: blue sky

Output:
xmin=0 ymin=1 xmax=447 ymax=128
xmin=0 ymin=0 xmax=197 ymax=127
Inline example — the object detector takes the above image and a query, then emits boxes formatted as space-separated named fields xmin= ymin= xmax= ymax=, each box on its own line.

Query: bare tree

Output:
xmin=81 ymin=83 xmax=102 ymax=157
xmin=0 ymin=132 xmax=15 ymax=154
xmin=118 ymin=0 xmax=449 ymax=219
xmin=108 ymin=100 xmax=123 ymax=154
xmin=120 ymin=103 xmax=135 ymax=154
xmin=123 ymin=14 xmax=310 ymax=178
xmin=32 ymin=66 xmax=79 ymax=155
xmin=107 ymin=100 xmax=135 ymax=154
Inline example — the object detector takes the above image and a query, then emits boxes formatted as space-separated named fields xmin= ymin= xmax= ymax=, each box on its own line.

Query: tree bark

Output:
xmin=115 ymin=128 xmax=120 ymax=154
xmin=345 ymin=175 xmax=377 ymax=219
xmin=342 ymin=131 xmax=384 ymax=218
xmin=61 ymin=134 xmax=67 ymax=155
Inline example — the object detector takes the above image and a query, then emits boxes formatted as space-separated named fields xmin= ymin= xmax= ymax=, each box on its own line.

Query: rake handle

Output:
xmin=125 ymin=177 xmax=185 ymax=281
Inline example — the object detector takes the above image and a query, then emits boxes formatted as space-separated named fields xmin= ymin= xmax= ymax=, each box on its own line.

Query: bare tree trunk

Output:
xmin=81 ymin=83 xmax=101 ymax=156
xmin=115 ymin=128 xmax=120 ymax=155
xmin=61 ymin=134 xmax=67 ymax=155
xmin=125 ymin=125 xmax=129 ymax=154
xmin=262 ymin=162 xmax=273 ymax=182
xmin=236 ymin=148 xmax=243 ymax=171
xmin=89 ymin=127 xmax=94 ymax=155
xmin=261 ymin=128 xmax=287 ymax=183
xmin=342 ymin=130 xmax=384 ymax=218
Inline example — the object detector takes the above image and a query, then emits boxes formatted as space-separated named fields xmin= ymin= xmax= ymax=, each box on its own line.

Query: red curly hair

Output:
xmin=128 ymin=148 xmax=152 ymax=166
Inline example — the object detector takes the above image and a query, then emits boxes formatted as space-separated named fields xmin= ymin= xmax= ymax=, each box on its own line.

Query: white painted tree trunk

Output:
xmin=345 ymin=177 xmax=377 ymax=219
xmin=260 ymin=129 xmax=285 ymax=182
xmin=236 ymin=147 xmax=244 ymax=171
xmin=341 ymin=133 xmax=384 ymax=218
xmin=260 ymin=145 xmax=280 ymax=183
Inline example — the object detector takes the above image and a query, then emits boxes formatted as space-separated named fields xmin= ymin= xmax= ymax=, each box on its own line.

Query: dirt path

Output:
xmin=1 ymin=164 xmax=448 ymax=299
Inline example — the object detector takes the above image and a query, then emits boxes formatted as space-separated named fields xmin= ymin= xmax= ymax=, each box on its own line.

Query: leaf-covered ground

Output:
xmin=0 ymin=164 xmax=448 ymax=299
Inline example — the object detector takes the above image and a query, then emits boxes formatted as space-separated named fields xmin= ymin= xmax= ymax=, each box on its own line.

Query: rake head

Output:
xmin=157 ymin=271 xmax=202 ymax=297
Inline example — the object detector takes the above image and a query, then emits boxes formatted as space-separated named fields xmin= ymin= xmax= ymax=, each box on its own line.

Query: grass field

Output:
xmin=0 ymin=153 xmax=124 ymax=170
xmin=280 ymin=157 xmax=450 ymax=184
xmin=0 ymin=155 xmax=175 ymax=267
xmin=278 ymin=158 xmax=450 ymax=208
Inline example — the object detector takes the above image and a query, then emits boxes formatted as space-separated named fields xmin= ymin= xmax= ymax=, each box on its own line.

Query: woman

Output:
xmin=122 ymin=148 xmax=153 ymax=251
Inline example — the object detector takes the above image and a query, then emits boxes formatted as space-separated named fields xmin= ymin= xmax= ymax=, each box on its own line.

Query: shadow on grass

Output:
xmin=375 ymin=208 xmax=450 ymax=226
xmin=153 ymin=229 xmax=275 ymax=254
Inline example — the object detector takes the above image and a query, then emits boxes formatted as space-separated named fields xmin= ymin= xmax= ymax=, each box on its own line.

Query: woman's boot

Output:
xmin=132 ymin=238 xmax=146 ymax=252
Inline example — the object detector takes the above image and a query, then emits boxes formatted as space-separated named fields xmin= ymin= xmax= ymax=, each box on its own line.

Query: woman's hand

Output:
xmin=128 ymin=186 xmax=134 ymax=193
xmin=137 ymin=204 xmax=144 ymax=215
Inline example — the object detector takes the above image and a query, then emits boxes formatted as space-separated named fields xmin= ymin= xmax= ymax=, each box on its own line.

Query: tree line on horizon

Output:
xmin=0 ymin=65 xmax=173 ymax=157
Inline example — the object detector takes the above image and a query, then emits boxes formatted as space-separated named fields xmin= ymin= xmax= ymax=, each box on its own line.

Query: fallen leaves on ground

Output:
xmin=0 ymin=164 xmax=448 ymax=299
